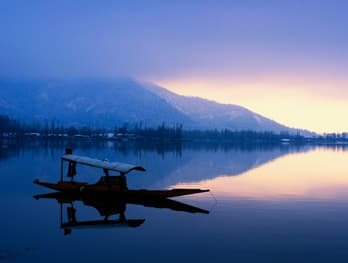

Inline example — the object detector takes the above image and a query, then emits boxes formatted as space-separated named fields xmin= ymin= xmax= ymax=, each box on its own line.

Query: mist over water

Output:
xmin=1 ymin=140 xmax=348 ymax=262
xmin=1 ymin=1 xmax=348 ymax=261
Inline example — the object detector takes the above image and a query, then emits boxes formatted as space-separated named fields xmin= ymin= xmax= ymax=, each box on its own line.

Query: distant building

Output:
xmin=24 ymin=132 xmax=41 ymax=137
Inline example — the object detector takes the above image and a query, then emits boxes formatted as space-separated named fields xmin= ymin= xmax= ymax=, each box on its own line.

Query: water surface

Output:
xmin=1 ymin=141 xmax=348 ymax=262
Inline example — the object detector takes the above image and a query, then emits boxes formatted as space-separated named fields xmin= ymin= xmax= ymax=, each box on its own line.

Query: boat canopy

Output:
xmin=61 ymin=154 xmax=146 ymax=174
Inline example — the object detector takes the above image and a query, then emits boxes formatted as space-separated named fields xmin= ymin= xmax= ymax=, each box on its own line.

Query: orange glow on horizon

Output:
xmin=171 ymin=149 xmax=348 ymax=201
xmin=155 ymin=78 xmax=348 ymax=133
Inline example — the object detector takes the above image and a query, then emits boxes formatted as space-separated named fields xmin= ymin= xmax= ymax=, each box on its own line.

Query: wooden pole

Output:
xmin=60 ymin=202 xmax=63 ymax=226
xmin=60 ymin=159 xmax=63 ymax=182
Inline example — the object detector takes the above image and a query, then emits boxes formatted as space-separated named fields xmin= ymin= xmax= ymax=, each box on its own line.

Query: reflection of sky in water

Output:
xmin=1 ymin=143 xmax=348 ymax=262
xmin=173 ymin=148 xmax=348 ymax=201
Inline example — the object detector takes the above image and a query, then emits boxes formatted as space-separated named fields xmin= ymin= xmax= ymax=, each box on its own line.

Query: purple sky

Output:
xmin=1 ymin=0 xmax=347 ymax=132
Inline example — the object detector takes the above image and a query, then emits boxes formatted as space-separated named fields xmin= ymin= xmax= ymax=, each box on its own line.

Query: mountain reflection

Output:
xmin=153 ymin=147 xmax=308 ymax=185
xmin=3 ymin=139 xmax=348 ymax=200
xmin=172 ymin=149 xmax=348 ymax=200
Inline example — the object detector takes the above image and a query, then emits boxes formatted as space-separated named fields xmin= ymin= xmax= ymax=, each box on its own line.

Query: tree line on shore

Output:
xmin=1 ymin=114 xmax=347 ymax=143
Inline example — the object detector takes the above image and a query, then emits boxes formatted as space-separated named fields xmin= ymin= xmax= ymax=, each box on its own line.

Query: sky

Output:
xmin=1 ymin=0 xmax=348 ymax=133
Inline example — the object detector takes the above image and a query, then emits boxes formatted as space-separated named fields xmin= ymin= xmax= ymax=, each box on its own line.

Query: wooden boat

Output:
xmin=34 ymin=179 xmax=208 ymax=198
xmin=34 ymin=149 xmax=209 ymax=198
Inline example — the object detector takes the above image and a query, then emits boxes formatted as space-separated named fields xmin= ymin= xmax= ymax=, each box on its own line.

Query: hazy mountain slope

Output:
xmin=0 ymin=78 xmax=308 ymax=133
xmin=0 ymin=79 xmax=191 ymax=127
xmin=146 ymin=84 xmax=292 ymax=132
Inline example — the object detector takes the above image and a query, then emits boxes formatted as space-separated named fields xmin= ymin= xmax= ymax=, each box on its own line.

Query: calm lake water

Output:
xmin=1 ymin=140 xmax=348 ymax=262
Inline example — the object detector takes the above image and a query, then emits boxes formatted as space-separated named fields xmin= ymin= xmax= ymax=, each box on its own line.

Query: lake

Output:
xmin=1 ymin=140 xmax=348 ymax=262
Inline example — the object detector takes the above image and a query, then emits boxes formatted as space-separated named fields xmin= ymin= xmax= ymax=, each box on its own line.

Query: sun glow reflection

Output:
xmin=171 ymin=149 xmax=348 ymax=201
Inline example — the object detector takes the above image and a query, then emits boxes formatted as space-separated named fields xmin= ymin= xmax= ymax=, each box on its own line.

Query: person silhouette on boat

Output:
xmin=119 ymin=172 xmax=128 ymax=191
xmin=67 ymin=161 xmax=76 ymax=181
xmin=102 ymin=168 xmax=128 ymax=192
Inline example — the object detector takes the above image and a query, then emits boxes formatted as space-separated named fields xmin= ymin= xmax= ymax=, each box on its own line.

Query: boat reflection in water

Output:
xmin=33 ymin=149 xmax=209 ymax=235
xmin=34 ymin=191 xmax=209 ymax=235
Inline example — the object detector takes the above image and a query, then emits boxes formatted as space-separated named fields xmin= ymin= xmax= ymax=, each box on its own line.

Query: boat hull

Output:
xmin=34 ymin=179 xmax=209 ymax=198
xmin=34 ymin=179 xmax=87 ymax=192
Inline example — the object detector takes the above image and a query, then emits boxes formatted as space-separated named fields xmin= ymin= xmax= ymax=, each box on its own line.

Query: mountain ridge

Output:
xmin=145 ymin=84 xmax=298 ymax=133
xmin=0 ymin=78 xmax=309 ymax=134
xmin=0 ymin=79 xmax=191 ymax=127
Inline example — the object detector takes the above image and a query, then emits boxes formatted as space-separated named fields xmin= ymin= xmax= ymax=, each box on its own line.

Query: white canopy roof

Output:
xmin=61 ymin=154 xmax=146 ymax=174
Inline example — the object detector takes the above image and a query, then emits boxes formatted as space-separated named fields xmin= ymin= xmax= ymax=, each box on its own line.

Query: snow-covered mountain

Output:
xmin=0 ymin=79 xmax=191 ymax=127
xmin=0 ymin=78 xmax=301 ymax=133
xmin=146 ymin=84 xmax=294 ymax=132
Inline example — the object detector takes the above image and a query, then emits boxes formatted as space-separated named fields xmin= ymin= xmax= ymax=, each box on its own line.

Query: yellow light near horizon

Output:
xmin=170 ymin=149 xmax=348 ymax=200
xmin=155 ymin=78 xmax=348 ymax=133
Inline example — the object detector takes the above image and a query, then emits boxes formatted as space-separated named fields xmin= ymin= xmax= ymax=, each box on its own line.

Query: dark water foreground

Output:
xmin=1 ymin=140 xmax=348 ymax=262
